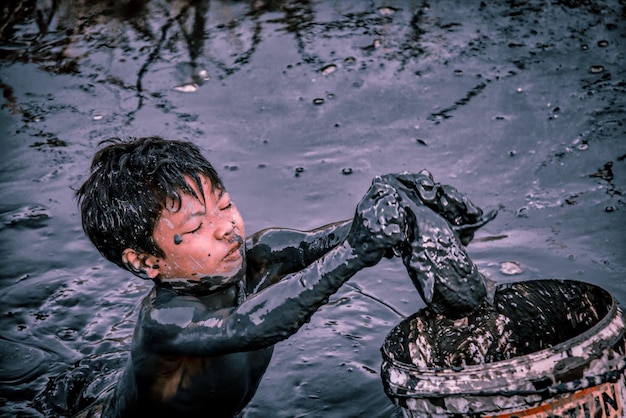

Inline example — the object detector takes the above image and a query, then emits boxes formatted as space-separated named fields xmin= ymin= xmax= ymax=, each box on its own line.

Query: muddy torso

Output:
xmin=130 ymin=346 xmax=274 ymax=418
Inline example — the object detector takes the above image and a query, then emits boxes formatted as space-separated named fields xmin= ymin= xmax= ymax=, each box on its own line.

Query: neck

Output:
xmin=158 ymin=273 xmax=247 ymax=308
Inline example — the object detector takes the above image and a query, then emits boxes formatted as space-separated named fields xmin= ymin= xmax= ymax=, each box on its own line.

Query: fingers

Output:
xmin=384 ymin=171 xmax=490 ymax=227
xmin=361 ymin=182 xmax=406 ymax=238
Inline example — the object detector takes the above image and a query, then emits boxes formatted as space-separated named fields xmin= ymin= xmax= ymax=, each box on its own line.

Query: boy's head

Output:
xmin=76 ymin=137 xmax=244 ymax=283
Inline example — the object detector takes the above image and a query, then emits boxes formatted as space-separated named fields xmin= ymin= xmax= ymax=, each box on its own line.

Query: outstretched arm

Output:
xmin=244 ymin=219 xmax=353 ymax=292
xmin=140 ymin=181 xmax=406 ymax=357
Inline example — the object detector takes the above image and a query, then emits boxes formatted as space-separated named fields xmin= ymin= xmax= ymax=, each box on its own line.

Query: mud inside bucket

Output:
xmin=380 ymin=279 xmax=626 ymax=417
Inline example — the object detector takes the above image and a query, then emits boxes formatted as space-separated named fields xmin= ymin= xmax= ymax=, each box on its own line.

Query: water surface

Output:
xmin=1 ymin=1 xmax=624 ymax=417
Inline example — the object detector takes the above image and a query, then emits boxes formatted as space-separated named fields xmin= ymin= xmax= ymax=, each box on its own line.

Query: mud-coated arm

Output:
xmin=139 ymin=182 xmax=406 ymax=357
xmin=378 ymin=173 xmax=495 ymax=318
xmin=244 ymin=219 xmax=353 ymax=291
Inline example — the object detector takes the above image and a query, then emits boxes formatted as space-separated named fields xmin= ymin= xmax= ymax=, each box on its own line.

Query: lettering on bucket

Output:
xmin=491 ymin=382 xmax=623 ymax=418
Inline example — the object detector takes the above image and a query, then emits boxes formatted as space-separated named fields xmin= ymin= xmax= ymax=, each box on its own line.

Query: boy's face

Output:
xmin=151 ymin=175 xmax=246 ymax=284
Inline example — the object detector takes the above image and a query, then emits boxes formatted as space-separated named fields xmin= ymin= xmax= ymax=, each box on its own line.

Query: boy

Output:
xmin=75 ymin=136 xmax=491 ymax=417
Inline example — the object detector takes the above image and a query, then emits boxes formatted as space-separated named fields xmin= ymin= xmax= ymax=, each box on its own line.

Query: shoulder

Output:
xmin=138 ymin=287 xmax=204 ymax=329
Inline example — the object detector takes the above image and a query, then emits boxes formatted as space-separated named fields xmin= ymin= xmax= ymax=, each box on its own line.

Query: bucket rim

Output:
xmin=381 ymin=278 xmax=623 ymax=378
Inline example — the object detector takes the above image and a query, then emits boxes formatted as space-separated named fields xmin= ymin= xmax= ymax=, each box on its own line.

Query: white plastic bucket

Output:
xmin=381 ymin=279 xmax=626 ymax=417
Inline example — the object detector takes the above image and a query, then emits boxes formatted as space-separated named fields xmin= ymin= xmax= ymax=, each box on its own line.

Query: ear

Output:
xmin=121 ymin=248 xmax=161 ymax=280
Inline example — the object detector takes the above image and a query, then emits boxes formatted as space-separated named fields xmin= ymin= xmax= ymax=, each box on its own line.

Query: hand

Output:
xmin=347 ymin=181 xmax=407 ymax=267
xmin=381 ymin=170 xmax=497 ymax=245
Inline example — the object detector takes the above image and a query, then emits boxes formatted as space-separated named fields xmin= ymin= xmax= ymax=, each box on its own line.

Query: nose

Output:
xmin=214 ymin=216 xmax=235 ymax=240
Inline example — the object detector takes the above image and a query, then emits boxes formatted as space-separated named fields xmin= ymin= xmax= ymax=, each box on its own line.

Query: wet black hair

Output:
xmin=76 ymin=136 xmax=224 ymax=270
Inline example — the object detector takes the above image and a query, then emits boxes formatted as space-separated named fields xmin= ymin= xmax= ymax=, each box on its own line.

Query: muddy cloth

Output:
xmin=379 ymin=171 xmax=497 ymax=318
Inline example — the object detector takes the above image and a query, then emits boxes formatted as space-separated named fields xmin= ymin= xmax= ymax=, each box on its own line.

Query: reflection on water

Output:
xmin=2 ymin=0 xmax=425 ymax=122
xmin=1 ymin=0 xmax=625 ymax=417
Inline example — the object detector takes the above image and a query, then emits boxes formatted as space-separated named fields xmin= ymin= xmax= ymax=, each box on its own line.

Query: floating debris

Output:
xmin=173 ymin=83 xmax=199 ymax=93
xmin=378 ymin=6 xmax=399 ymax=16
xmin=197 ymin=69 xmax=210 ymax=81
xmin=312 ymin=98 xmax=325 ymax=105
xmin=321 ymin=64 xmax=337 ymax=76
xmin=589 ymin=65 xmax=604 ymax=74
xmin=341 ymin=168 xmax=353 ymax=175
xmin=597 ymin=40 xmax=609 ymax=48
xmin=361 ymin=39 xmax=381 ymax=51
xmin=500 ymin=261 xmax=523 ymax=275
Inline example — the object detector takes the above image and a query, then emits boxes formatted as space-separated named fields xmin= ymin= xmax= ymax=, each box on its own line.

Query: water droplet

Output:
xmin=500 ymin=261 xmax=523 ymax=275
xmin=597 ymin=40 xmax=609 ymax=47
xmin=321 ymin=64 xmax=337 ymax=75
xmin=313 ymin=98 xmax=325 ymax=105
xmin=589 ymin=65 xmax=604 ymax=74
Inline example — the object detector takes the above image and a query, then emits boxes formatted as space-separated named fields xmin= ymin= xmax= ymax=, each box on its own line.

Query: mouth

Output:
xmin=223 ymin=241 xmax=243 ymax=261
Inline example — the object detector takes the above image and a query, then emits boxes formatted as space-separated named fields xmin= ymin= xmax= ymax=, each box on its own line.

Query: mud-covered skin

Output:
xmin=378 ymin=172 xmax=497 ymax=318
xmin=100 ymin=181 xmax=405 ymax=418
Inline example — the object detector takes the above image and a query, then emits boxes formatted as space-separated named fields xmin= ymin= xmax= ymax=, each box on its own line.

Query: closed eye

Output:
xmin=219 ymin=192 xmax=233 ymax=211
xmin=190 ymin=222 xmax=203 ymax=233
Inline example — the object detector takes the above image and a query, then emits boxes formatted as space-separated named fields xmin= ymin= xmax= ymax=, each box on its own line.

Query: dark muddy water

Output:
xmin=1 ymin=1 xmax=625 ymax=417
